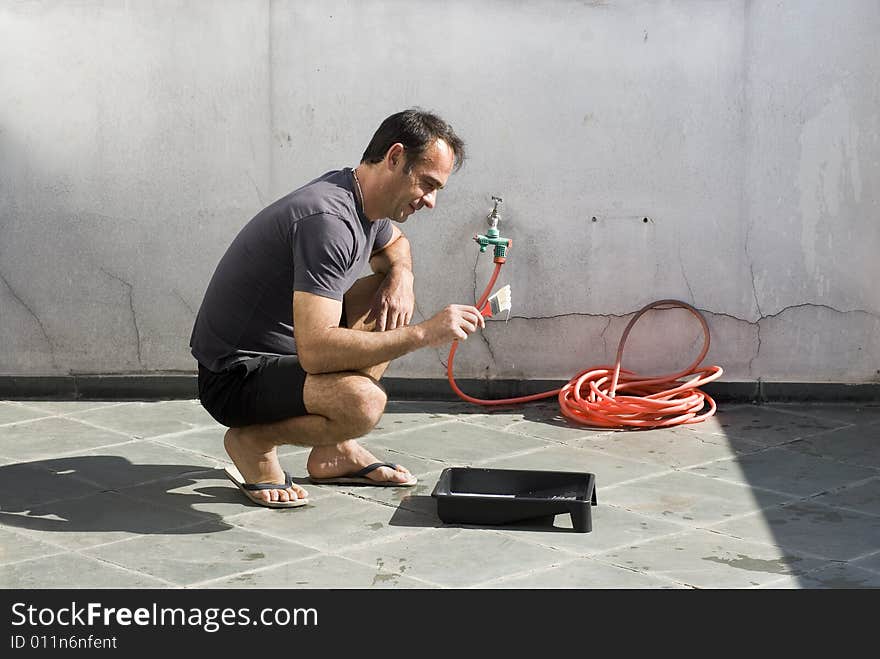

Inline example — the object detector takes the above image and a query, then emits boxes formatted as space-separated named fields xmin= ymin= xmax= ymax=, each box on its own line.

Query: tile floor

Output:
xmin=0 ymin=398 xmax=878 ymax=589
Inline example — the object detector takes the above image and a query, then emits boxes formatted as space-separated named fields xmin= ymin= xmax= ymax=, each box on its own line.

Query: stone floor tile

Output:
xmin=53 ymin=440 xmax=221 ymax=490
xmin=504 ymin=418 xmax=614 ymax=444
xmin=594 ymin=527 xmax=826 ymax=588
xmin=146 ymin=425 xmax=234 ymax=463
xmin=2 ymin=490 xmax=206 ymax=551
xmin=116 ymin=468 xmax=334 ymax=521
xmin=577 ymin=426 xmax=761 ymax=470
xmin=784 ymin=425 xmax=880 ymax=469
xmin=0 ymin=526 xmax=66 ymax=565
xmin=684 ymin=447 xmax=879 ymax=497
xmin=367 ymin=410 xmax=457 ymax=437
xmin=302 ymin=472 xmax=445 ymax=511
xmin=0 ymin=460 xmax=104 ymax=510
xmin=203 ymin=553 xmax=436 ymax=588
xmin=710 ymin=501 xmax=880 ymax=561
xmin=483 ymin=557 xmax=689 ymax=588
xmin=232 ymin=490 xmax=430 ymax=553
xmin=768 ymin=403 xmax=880 ymax=427
xmin=0 ymin=553 xmax=169 ymax=588
xmin=277 ymin=441 xmax=449 ymax=483
xmin=339 ymin=527 xmax=567 ymax=588
xmin=455 ymin=400 xmax=562 ymax=431
xmin=686 ymin=405 xmax=845 ymax=446
xmin=473 ymin=444 xmax=669 ymax=487
xmin=145 ymin=425 xmax=309 ymax=463
xmin=810 ymin=477 xmax=880 ymax=516
xmin=382 ymin=400 xmax=477 ymax=416
xmin=14 ymin=400 xmax=127 ymax=416
xmin=759 ymin=562 xmax=880 ymax=588
xmin=66 ymin=400 xmax=218 ymax=438
xmin=601 ymin=471 xmax=791 ymax=526
xmin=0 ymin=417 xmax=130 ymax=461
xmin=851 ymin=550 xmax=880 ymax=573
xmin=447 ymin=502 xmax=688 ymax=558
xmin=0 ymin=402 xmax=51 ymax=425
xmin=378 ymin=419 xmax=553 ymax=464
xmin=83 ymin=522 xmax=318 ymax=586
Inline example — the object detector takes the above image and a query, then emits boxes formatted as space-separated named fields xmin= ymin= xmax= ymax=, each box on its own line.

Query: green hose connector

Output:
xmin=475 ymin=195 xmax=512 ymax=262
xmin=473 ymin=231 xmax=512 ymax=261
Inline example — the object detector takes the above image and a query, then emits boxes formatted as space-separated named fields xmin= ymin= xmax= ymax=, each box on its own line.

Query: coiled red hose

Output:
xmin=447 ymin=262 xmax=723 ymax=428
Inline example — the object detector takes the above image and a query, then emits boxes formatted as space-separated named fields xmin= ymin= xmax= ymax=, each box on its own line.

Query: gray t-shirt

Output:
xmin=190 ymin=168 xmax=393 ymax=372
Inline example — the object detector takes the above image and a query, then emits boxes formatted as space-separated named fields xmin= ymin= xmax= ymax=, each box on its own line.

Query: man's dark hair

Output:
xmin=361 ymin=108 xmax=466 ymax=172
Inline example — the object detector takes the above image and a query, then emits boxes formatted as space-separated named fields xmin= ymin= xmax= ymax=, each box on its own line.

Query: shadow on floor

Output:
xmin=0 ymin=456 xmax=239 ymax=534
xmin=388 ymin=494 xmax=586 ymax=533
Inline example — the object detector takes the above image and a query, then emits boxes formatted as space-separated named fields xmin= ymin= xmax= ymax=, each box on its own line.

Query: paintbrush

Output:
xmin=480 ymin=284 xmax=511 ymax=320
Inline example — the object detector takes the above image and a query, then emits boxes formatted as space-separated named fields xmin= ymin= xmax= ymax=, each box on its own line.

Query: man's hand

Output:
xmin=421 ymin=304 xmax=486 ymax=347
xmin=367 ymin=267 xmax=415 ymax=331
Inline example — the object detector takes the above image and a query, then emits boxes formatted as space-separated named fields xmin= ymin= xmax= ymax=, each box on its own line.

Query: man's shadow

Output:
xmin=0 ymin=456 xmax=250 ymax=535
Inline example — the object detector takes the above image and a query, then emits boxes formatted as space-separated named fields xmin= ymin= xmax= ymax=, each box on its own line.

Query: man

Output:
xmin=190 ymin=108 xmax=484 ymax=508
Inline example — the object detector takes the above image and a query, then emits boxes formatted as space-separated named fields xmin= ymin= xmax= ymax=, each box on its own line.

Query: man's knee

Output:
xmin=358 ymin=382 xmax=387 ymax=432
xmin=346 ymin=381 xmax=386 ymax=437
xmin=335 ymin=375 xmax=387 ymax=437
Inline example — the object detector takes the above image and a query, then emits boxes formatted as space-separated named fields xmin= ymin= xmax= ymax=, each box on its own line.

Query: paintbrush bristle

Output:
xmin=488 ymin=285 xmax=512 ymax=317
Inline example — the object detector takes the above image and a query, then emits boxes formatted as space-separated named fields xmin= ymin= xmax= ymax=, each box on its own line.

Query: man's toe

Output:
xmin=373 ymin=465 xmax=410 ymax=483
xmin=281 ymin=486 xmax=306 ymax=501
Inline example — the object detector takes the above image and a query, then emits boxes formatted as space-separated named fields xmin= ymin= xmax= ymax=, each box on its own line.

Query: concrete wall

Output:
xmin=1 ymin=0 xmax=878 ymax=384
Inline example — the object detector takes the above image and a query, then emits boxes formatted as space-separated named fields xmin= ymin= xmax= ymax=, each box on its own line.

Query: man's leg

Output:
xmin=303 ymin=273 xmax=411 ymax=485
xmin=223 ymin=273 xmax=410 ymax=504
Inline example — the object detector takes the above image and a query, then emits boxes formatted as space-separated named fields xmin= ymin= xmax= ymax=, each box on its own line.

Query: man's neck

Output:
xmin=352 ymin=164 xmax=384 ymax=221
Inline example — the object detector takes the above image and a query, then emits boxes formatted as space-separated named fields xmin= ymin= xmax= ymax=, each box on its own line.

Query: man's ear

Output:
xmin=386 ymin=143 xmax=406 ymax=170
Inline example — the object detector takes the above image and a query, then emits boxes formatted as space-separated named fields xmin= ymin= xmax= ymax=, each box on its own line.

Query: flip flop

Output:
xmin=224 ymin=465 xmax=309 ymax=508
xmin=308 ymin=462 xmax=418 ymax=487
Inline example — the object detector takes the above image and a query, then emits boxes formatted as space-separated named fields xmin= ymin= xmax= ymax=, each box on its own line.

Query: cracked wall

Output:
xmin=1 ymin=0 xmax=878 ymax=384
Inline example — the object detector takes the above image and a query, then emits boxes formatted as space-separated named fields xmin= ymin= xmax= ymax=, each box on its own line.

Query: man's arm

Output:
xmin=293 ymin=291 xmax=484 ymax=374
xmin=369 ymin=224 xmax=410 ymax=275
xmin=367 ymin=225 xmax=415 ymax=330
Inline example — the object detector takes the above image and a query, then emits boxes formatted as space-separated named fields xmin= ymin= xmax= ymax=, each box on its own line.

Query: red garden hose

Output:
xmin=447 ymin=262 xmax=723 ymax=428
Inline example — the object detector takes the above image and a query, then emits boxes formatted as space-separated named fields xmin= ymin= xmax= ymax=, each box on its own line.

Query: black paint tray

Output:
xmin=431 ymin=467 xmax=597 ymax=533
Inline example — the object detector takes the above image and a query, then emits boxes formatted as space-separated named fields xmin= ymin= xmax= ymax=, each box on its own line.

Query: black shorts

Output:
xmin=198 ymin=302 xmax=349 ymax=427
xmin=197 ymin=355 xmax=309 ymax=428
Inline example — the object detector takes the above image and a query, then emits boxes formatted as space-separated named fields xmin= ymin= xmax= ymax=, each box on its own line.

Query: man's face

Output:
xmin=385 ymin=138 xmax=455 ymax=223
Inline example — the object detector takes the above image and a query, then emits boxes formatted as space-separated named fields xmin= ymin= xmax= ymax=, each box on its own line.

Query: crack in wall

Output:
xmin=749 ymin=261 xmax=763 ymax=318
xmin=758 ymin=302 xmax=878 ymax=321
xmin=471 ymin=254 xmax=479 ymax=306
xmin=749 ymin=322 xmax=762 ymax=376
xmin=414 ymin=299 xmax=448 ymax=369
xmin=412 ymin=299 xmax=426 ymax=324
xmin=744 ymin=220 xmax=764 ymax=319
xmin=99 ymin=268 xmax=143 ymax=367
xmin=478 ymin=321 xmax=497 ymax=377
xmin=678 ymin=244 xmax=696 ymax=304
xmin=464 ymin=303 xmax=876 ymax=377
xmin=599 ymin=315 xmax=612 ymax=356
xmin=504 ymin=302 xmax=878 ymax=325
xmin=245 ymin=170 xmax=266 ymax=207
xmin=468 ymin=251 xmax=496 ymax=376
xmin=0 ymin=270 xmax=58 ymax=368
xmin=173 ymin=289 xmax=196 ymax=316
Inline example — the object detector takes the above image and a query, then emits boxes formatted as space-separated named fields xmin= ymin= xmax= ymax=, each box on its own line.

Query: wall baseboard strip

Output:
xmin=0 ymin=376 xmax=878 ymax=403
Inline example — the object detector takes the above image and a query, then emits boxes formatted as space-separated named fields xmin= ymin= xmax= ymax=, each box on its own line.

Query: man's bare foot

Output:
xmin=306 ymin=440 xmax=414 ymax=484
xmin=224 ymin=428 xmax=308 ymax=504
